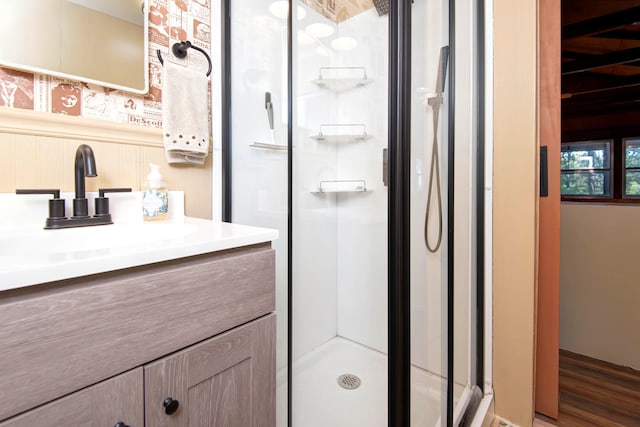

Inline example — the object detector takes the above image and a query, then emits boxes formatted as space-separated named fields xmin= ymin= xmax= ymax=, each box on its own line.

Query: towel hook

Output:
xmin=157 ymin=41 xmax=212 ymax=77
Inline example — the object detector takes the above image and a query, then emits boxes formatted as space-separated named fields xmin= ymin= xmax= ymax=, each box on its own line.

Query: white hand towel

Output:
xmin=162 ymin=61 xmax=210 ymax=164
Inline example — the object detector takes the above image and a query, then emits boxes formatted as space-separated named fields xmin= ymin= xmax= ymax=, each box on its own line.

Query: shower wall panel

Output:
xmin=333 ymin=9 xmax=389 ymax=354
xmin=292 ymin=4 xmax=340 ymax=361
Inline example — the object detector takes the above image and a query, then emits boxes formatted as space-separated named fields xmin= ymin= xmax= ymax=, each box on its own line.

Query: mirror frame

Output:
xmin=0 ymin=0 xmax=149 ymax=95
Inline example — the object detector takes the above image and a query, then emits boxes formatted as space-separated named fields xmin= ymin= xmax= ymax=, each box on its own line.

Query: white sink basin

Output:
xmin=0 ymin=222 xmax=199 ymax=256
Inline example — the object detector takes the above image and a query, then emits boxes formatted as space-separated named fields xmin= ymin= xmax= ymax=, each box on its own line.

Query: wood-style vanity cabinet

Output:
xmin=0 ymin=368 xmax=144 ymax=427
xmin=145 ymin=315 xmax=275 ymax=427
xmin=0 ymin=243 xmax=276 ymax=427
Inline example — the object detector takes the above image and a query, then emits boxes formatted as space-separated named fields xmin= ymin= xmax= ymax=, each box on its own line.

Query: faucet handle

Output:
xmin=16 ymin=189 xmax=61 ymax=199
xmin=16 ymin=189 xmax=66 ymax=220
xmin=16 ymin=189 xmax=66 ymax=219
xmin=95 ymin=188 xmax=132 ymax=217
xmin=98 ymin=188 xmax=132 ymax=198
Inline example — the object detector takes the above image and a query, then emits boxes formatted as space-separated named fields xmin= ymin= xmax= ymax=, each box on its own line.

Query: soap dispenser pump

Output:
xmin=142 ymin=163 xmax=168 ymax=221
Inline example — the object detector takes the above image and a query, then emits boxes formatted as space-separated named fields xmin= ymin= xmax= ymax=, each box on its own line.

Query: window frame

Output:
xmin=560 ymin=136 xmax=640 ymax=204
xmin=560 ymin=140 xmax=613 ymax=199
xmin=623 ymin=137 xmax=640 ymax=199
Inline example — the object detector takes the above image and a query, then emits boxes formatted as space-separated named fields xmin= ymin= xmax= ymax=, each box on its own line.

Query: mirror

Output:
xmin=0 ymin=0 xmax=148 ymax=94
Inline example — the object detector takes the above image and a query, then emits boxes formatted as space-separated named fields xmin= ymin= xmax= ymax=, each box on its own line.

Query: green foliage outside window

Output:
xmin=560 ymin=144 xmax=609 ymax=196
xmin=561 ymin=172 xmax=606 ymax=196
xmin=625 ymin=142 xmax=640 ymax=197
xmin=625 ymin=172 xmax=640 ymax=196
xmin=561 ymin=149 xmax=606 ymax=170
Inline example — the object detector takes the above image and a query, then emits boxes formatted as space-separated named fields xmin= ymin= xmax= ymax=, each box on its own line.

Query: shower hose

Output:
xmin=425 ymin=94 xmax=443 ymax=254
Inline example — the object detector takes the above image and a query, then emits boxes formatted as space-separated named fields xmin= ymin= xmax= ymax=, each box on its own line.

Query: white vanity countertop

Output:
xmin=0 ymin=218 xmax=278 ymax=292
xmin=0 ymin=193 xmax=278 ymax=292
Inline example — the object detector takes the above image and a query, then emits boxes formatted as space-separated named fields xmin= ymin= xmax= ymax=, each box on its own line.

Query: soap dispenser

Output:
xmin=142 ymin=163 xmax=168 ymax=221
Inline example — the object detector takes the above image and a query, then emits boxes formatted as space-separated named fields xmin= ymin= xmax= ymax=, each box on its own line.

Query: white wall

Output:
xmin=560 ymin=203 xmax=640 ymax=370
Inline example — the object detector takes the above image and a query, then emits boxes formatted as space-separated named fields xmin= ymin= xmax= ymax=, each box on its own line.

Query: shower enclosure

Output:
xmin=224 ymin=0 xmax=484 ymax=425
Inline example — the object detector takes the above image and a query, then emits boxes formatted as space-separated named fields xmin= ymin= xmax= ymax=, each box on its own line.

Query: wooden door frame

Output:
xmin=535 ymin=0 xmax=561 ymax=419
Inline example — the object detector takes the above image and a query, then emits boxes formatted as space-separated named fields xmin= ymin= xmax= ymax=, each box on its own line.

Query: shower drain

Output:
xmin=337 ymin=373 xmax=362 ymax=390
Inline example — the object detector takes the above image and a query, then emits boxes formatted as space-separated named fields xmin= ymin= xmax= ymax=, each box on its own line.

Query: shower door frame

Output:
xmin=386 ymin=0 xmax=487 ymax=425
xmin=387 ymin=0 xmax=412 ymax=424
xmin=220 ymin=0 xmax=487 ymax=425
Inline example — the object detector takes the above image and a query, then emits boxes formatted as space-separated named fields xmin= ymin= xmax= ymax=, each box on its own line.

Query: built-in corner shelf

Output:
xmin=310 ymin=124 xmax=372 ymax=143
xmin=250 ymin=142 xmax=289 ymax=151
xmin=311 ymin=67 xmax=372 ymax=93
xmin=311 ymin=180 xmax=368 ymax=194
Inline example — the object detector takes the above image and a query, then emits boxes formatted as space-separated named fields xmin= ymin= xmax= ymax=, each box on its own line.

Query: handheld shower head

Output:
xmin=435 ymin=46 xmax=450 ymax=95
xmin=265 ymin=92 xmax=274 ymax=130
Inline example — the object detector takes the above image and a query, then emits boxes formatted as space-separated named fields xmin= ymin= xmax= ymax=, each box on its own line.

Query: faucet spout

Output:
xmin=73 ymin=144 xmax=97 ymax=217
xmin=74 ymin=144 xmax=97 ymax=199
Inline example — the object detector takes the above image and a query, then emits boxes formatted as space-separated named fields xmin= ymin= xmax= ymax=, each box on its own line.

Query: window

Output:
xmin=624 ymin=138 xmax=640 ymax=198
xmin=561 ymin=141 xmax=611 ymax=197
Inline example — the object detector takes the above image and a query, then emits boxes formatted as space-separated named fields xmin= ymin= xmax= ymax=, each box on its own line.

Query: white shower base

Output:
xmin=277 ymin=337 xmax=445 ymax=427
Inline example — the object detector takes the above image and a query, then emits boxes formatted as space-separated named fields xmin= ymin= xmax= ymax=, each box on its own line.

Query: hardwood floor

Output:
xmin=537 ymin=350 xmax=640 ymax=426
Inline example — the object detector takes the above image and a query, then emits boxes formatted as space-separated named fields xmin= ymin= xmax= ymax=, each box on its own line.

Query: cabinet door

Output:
xmin=145 ymin=314 xmax=276 ymax=427
xmin=0 ymin=368 xmax=143 ymax=427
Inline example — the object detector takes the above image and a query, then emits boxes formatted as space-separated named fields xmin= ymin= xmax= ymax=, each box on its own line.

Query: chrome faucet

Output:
xmin=73 ymin=144 xmax=97 ymax=217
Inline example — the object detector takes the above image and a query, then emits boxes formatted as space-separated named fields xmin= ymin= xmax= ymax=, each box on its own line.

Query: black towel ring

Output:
xmin=157 ymin=41 xmax=212 ymax=77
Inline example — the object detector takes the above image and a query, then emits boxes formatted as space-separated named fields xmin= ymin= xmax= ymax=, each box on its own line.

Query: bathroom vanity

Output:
xmin=0 ymin=216 xmax=278 ymax=427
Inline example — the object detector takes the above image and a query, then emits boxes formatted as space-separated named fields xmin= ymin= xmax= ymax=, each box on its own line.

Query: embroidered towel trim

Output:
xmin=162 ymin=61 xmax=210 ymax=165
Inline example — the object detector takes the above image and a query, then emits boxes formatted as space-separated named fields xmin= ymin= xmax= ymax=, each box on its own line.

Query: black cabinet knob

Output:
xmin=163 ymin=397 xmax=180 ymax=415
xmin=114 ymin=423 xmax=129 ymax=427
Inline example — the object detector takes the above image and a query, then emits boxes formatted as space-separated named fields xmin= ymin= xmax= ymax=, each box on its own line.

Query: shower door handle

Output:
xmin=383 ymin=148 xmax=389 ymax=187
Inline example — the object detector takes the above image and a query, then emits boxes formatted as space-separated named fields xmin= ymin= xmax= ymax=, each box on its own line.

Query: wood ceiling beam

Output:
xmin=562 ymin=87 xmax=640 ymax=117
xmin=565 ymin=82 xmax=640 ymax=101
xmin=562 ymin=99 xmax=640 ymax=118
xmin=562 ymin=125 xmax=640 ymax=143
xmin=562 ymin=46 xmax=640 ymax=74
xmin=562 ymin=101 xmax=640 ymax=117
xmin=562 ymin=51 xmax=601 ymax=61
xmin=562 ymin=73 xmax=640 ymax=96
xmin=563 ymin=6 xmax=640 ymax=40
xmin=592 ymin=29 xmax=640 ymax=41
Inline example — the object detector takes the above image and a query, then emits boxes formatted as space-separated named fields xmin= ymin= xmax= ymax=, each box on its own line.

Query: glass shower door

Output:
xmin=226 ymin=1 xmax=290 ymax=424
xmin=409 ymin=0 xmax=451 ymax=424
xmin=410 ymin=0 xmax=480 ymax=425
xmin=226 ymin=1 xmax=483 ymax=425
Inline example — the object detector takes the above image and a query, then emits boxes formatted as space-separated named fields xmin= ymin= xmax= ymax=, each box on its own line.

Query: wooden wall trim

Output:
xmin=493 ymin=0 xmax=538 ymax=424
xmin=0 ymin=107 xmax=162 ymax=147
